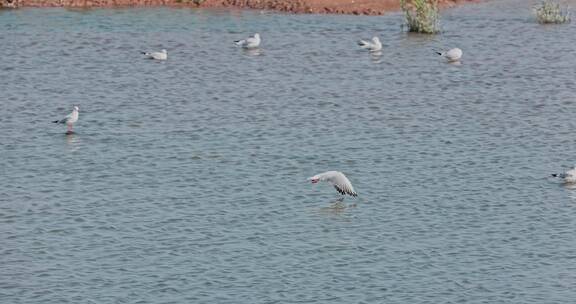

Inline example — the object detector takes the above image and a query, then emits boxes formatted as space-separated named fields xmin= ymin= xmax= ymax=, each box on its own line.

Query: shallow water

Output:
xmin=2 ymin=1 xmax=576 ymax=303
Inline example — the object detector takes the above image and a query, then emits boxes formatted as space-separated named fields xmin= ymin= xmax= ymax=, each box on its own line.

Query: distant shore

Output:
xmin=2 ymin=0 xmax=480 ymax=15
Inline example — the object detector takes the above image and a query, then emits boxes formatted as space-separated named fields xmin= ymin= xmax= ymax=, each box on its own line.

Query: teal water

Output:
xmin=2 ymin=1 xmax=576 ymax=303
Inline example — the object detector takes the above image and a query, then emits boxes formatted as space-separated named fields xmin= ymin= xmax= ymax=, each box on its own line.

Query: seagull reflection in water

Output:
xmin=65 ymin=132 xmax=81 ymax=152
xmin=243 ymin=48 xmax=263 ymax=56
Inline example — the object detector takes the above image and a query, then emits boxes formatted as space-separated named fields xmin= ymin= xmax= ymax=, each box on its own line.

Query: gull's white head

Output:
xmin=254 ymin=33 xmax=260 ymax=39
xmin=372 ymin=37 xmax=380 ymax=43
xmin=73 ymin=105 xmax=79 ymax=112
xmin=308 ymin=175 xmax=321 ymax=184
xmin=161 ymin=49 xmax=167 ymax=54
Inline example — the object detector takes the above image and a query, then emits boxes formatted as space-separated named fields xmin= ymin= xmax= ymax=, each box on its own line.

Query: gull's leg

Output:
xmin=67 ymin=124 xmax=73 ymax=133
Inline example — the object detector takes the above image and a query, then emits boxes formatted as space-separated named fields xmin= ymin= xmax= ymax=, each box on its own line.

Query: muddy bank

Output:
xmin=198 ymin=0 xmax=479 ymax=15
xmin=4 ymin=0 xmax=479 ymax=15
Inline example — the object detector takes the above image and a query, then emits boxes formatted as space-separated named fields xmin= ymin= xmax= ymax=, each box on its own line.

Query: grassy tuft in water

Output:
xmin=400 ymin=0 xmax=440 ymax=34
xmin=534 ymin=0 xmax=571 ymax=24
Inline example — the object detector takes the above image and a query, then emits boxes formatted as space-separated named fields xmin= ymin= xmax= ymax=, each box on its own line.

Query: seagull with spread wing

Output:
xmin=308 ymin=171 xmax=358 ymax=197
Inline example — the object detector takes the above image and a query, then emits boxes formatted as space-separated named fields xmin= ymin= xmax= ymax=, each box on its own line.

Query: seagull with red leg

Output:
xmin=53 ymin=105 xmax=79 ymax=134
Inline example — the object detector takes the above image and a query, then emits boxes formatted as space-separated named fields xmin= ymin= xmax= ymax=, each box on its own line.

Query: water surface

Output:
xmin=2 ymin=1 xmax=576 ymax=303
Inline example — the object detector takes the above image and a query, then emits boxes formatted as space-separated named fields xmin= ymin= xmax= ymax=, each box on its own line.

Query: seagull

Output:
xmin=53 ymin=105 xmax=79 ymax=133
xmin=141 ymin=49 xmax=167 ymax=60
xmin=235 ymin=33 xmax=261 ymax=49
xmin=551 ymin=166 xmax=576 ymax=183
xmin=436 ymin=47 xmax=462 ymax=62
xmin=308 ymin=171 xmax=358 ymax=197
xmin=358 ymin=36 xmax=382 ymax=52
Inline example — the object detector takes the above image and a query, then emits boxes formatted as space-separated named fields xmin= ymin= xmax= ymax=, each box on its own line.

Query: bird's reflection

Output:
xmin=371 ymin=51 xmax=382 ymax=57
xmin=565 ymin=182 xmax=576 ymax=188
xmin=562 ymin=183 xmax=576 ymax=202
xmin=318 ymin=197 xmax=357 ymax=214
xmin=370 ymin=51 xmax=383 ymax=63
xmin=563 ymin=182 xmax=576 ymax=189
xmin=448 ymin=60 xmax=462 ymax=66
xmin=243 ymin=48 xmax=262 ymax=56
xmin=65 ymin=132 xmax=81 ymax=151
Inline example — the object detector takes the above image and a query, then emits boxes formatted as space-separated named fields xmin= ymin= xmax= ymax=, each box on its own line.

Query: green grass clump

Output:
xmin=534 ymin=0 xmax=571 ymax=24
xmin=400 ymin=0 xmax=440 ymax=34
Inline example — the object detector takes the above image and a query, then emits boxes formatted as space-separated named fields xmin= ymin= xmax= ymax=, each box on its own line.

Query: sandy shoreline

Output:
xmin=2 ymin=0 xmax=480 ymax=15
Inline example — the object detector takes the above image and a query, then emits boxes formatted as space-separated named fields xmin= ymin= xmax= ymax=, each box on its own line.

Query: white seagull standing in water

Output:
xmin=358 ymin=36 xmax=382 ymax=52
xmin=552 ymin=166 xmax=576 ymax=183
xmin=53 ymin=105 xmax=79 ymax=133
xmin=235 ymin=33 xmax=261 ymax=49
xmin=436 ymin=47 xmax=462 ymax=62
xmin=309 ymin=171 xmax=358 ymax=197
xmin=142 ymin=49 xmax=167 ymax=60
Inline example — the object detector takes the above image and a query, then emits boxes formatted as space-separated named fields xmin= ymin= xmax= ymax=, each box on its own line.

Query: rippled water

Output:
xmin=2 ymin=1 xmax=576 ymax=303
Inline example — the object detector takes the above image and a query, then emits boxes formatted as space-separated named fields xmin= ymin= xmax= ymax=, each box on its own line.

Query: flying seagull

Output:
xmin=142 ymin=49 xmax=167 ymax=60
xmin=436 ymin=47 xmax=462 ymax=62
xmin=308 ymin=171 xmax=357 ymax=197
xmin=358 ymin=36 xmax=382 ymax=52
xmin=53 ymin=105 xmax=79 ymax=133
xmin=235 ymin=33 xmax=261 ymax=49
xmin=552 ymin=166 xmax=576 ymax=183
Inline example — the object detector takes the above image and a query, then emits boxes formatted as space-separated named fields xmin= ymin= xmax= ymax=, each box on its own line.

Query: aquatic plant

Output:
xmin=400 ymin=0 xmax=440 ymax=34
xmin=534 ymin=0 xmax=571 ymax=24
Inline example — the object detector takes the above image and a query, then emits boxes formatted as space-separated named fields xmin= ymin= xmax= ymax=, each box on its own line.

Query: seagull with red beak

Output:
xmin=308 ymin=171 xmax=357 ymax=197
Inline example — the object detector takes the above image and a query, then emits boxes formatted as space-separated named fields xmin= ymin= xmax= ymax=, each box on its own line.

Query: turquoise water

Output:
xmin=2 ymin=1 xmax=576 ymax=303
